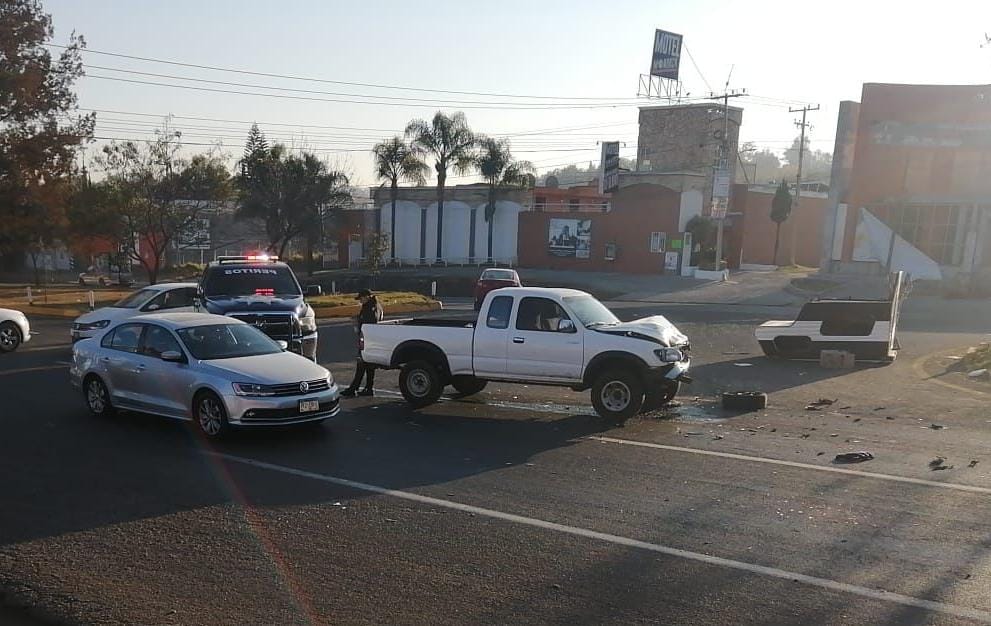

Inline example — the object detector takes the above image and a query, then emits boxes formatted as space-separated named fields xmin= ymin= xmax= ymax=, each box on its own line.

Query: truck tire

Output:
xmin=642 ymin=381 xmax=679 ymax=413
xmin=451 ymin=375 xmax=488 ymax=397
xmin=591 ymin=369 xmax=645 ymax=423
xmin=399 ymin=360 xmax=444 ymax=408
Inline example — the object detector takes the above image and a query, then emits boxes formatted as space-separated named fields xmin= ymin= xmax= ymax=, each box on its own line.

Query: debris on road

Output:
xmin=722 ymin=390 xmax=768 ymax=411
xmin=929 ymin=423 xmax=946 ymax=430
xmin=928 ymin=457 xmax=954 ymax=470
xmin=820 ymin=350 xmax=856 ymax=369
xmin=873 ymin=407 xmax=885 ymax=411
xmin=805 ymin=405 xmax=822 ymax=411
xmin=833 ymin=451 xmax=874 ymax=464
xmin=733 ymin=362 xmax=754 ymax=367
xmin=967 ymin=369 xmax=989 ymax=379
xmin=969 ymin=460 xmax=979 ymax=468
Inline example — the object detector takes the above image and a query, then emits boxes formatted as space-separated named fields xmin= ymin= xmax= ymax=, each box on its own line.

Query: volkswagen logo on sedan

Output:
xmin=299 ymin=381 xmax=309 ymax=393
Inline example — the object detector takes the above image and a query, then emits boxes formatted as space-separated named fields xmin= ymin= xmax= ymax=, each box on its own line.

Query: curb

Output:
xmin=913 ymin=348 xmax=991 ymax=398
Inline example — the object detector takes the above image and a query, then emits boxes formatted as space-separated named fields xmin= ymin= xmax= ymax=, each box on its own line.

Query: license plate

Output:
xmin=299 ymin=399 xmax=320 ymax=413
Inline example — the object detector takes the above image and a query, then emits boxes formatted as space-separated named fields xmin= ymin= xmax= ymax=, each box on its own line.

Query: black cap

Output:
xmin=355 ymin=288 xmax=372 ymax=299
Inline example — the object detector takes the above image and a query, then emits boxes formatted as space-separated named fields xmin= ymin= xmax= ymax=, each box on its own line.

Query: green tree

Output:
xmin=770 ymin=180 xmax=793 ymax=265
xmin=405 ymin=111 xmax=476 ymax=263
xmin=237 ymin=143 xmax=351 ymax=261
xmin=475 ymin=137 xmax=535 ymax=263
xmin=96 ymin=128 xmax=231 ymax=284
xmin=0 ymin=0 xmax=94 ymax=272
xmin=372 ymin=136 xmax=427 ymax=261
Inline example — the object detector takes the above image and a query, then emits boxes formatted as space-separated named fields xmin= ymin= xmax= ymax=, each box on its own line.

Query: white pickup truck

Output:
xmin=361 ymin=287 xmax=691 ymax=421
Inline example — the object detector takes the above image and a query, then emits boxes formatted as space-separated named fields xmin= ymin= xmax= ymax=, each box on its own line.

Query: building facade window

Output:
xmin=534 ymin=196 xmax=546 ymax=211
xmin=568 ymin=198 xmax=580 ymax=211
xmin=604 ymin=243 xmax=617 ymax=260
xmin=649 ymin=232 xmax=666 ymax=253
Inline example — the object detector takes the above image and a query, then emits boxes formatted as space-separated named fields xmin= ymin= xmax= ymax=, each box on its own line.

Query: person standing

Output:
xmin=341 ymin=288 xmax=383 ymax=397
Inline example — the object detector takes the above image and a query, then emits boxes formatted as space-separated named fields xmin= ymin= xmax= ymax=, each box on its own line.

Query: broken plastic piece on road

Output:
xmin=969 ymin=460 xmax=979 ymax=468
xmin=733 ymin=362 xmax=754 ymax=367
xmin=808 ymin=398 xmax=836 ymax=407
xmin=967 ymin=369 xmax=989 ymax=379
xmin=833 ymin=451 xmax=874 ymax=464
xmin=929 ymin=423 xmax=946 ymax=430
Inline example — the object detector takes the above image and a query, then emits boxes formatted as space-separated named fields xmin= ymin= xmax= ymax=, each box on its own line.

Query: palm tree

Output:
xmin=405 ymin=112 xmax=476 ymax=263
xmin=475 ymin=137 xmax=534 ymax=263
xmin=372 ymin=137 xmax=427 ymax=261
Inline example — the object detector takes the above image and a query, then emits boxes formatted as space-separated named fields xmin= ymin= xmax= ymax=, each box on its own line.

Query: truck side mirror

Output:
xmin=306 ymin=285 xmax=322 ymax=297
xmin=557 ymin=319 xmax=576 ymax=333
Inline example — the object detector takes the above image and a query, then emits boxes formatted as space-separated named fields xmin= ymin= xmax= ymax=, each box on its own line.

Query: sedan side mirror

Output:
xmin=306 ymin=285 xmax=322 ymax=297
xmin=277 ymin=340 xmax=289 ymax=351
xmin=557 ymin=319 xmax=576 ymax=333
xmin=161 ymin=350 xmax=185 ymax=363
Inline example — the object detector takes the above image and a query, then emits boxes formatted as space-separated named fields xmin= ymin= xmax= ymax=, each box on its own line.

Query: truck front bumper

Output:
xmin=646 ymin=359 xmax=691 ymax=385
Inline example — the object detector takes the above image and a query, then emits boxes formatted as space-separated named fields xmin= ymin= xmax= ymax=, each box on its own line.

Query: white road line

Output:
xmin=588 ymin=436 xmax=991 ymax=496
xmin=211 ymin=451 xmax=991 ymax=623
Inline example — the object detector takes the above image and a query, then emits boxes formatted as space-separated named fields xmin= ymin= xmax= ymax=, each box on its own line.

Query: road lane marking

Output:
xmin=588 ymin=436 xmax=991 ymax=495
xmin=211 ymin=451 xmax=991 ymax=623
xmin=0 ymin=364 xmax=69 ymax=376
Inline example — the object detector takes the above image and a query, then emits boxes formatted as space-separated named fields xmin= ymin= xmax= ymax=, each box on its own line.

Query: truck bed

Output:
xmin=380 ymin=317 xmax=476 ymax=328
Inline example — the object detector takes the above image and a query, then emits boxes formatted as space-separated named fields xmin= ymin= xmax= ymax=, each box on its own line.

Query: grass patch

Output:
xmin=791 ymin=277 xmax=839 ymax=294
xmin=0 ymin=287 xmax=130 ymax=309
xmin=309 ymin=291 xmax=435 ymax=309
xmin=961 ymin=344 xmax=991 ymax=371
xmin=777 ymin=264 xmax=816 ymax=274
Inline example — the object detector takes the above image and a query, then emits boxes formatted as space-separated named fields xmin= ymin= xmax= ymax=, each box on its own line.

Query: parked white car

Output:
xmin=0 ymin=308 xmax=31 ymax=353
xmin=70 ymin=312 xmax=340 ymax=438
xmin=71 ymin=283 xmax=198 ymax=342
xmin=361 ymin=287 xmax=691 ymax=421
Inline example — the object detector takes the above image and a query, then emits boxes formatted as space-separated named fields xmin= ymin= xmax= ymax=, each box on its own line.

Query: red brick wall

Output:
xmin=518 ymin=183 xmax=683 ymax=273
xmin=841 ymin=83 xmax=991 ymax=261
xmin=735 ymin=186 xmax=827 ymax=267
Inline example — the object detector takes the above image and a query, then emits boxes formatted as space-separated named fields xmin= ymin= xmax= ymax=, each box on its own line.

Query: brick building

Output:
xmin=637 ymin=103 xmax=743 ymax=201
xmin=824 ymin=83 xmax=991 ymax=281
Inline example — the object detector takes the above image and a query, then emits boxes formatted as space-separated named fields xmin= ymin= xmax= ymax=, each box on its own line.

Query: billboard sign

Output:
xmin=599 ymin=141 xmax=621 ymax=194
xmin=178 ymin=218 xmax=211 ymax=250
xmin=650 ymin=30 xmax=683 ymax=80
xmin=712 ymin=167 xmax=731 ymax=199
xmin=548 ymin=218 xmax=592 ymax=259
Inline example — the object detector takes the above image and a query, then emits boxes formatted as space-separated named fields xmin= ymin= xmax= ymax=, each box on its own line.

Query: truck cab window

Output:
xmin=516 ymin=297 xmax=572 ymax=332
xmin=486 ymin=296 xmax=513 ymax=329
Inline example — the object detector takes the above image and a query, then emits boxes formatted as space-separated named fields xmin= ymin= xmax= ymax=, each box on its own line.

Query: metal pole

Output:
xmin=788 ymin=105 xmax=820 ymax=267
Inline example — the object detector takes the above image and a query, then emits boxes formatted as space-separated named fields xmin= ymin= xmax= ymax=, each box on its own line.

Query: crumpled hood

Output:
xmin=200 ymin=350 xmax=329 ymax=384
xmin=73 ymin=307 xmax=132 ymax=325
xmin=203 ymin=294 xmax=305 ymax=316
xmin=593 ymin=315 xmax=688 ymax=347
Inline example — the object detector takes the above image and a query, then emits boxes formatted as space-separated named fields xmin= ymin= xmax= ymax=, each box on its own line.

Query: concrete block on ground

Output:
xmin=820 ymin=350 xmax=856 ymax=369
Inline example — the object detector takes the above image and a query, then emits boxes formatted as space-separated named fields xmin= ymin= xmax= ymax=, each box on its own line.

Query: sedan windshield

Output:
xmin=112 ymin=289 xmax=158 ymax=309
xmin=562 ymin=295 xmax=620 ymax=328
xmin=177 ymin=324 xmax=282 ymax=360
xmin=203 ymin=266 xmax=301 ymax=297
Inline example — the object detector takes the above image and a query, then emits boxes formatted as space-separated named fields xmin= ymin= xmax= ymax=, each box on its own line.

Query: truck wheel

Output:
xmin=399 ymin=360 xmax=444 ymax=408
xmin=591 ymin=369 xmax=644 ymax=423
xmin=0 ymin=321 xmax=22 ymax=353
xmin=451 ymin=375 xmax=488 ymax=397
xmin=642 ymin=381 xmax=679 ymax=413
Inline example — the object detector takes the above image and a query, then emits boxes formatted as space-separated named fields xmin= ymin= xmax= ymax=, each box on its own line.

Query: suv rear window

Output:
xmin=202 ymin=265 xmax=301 ymax=297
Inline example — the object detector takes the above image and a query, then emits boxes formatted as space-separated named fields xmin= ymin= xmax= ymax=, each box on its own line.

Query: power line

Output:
xmin=83 ymin=73 xmax=642 ymax=110
xmin=681 ymin=43 xmax=713 ymax=93
xmin=83 ymin=64 xmax=644 ymax=107
xmin=50 ymin=43 xmax=645 ymax=102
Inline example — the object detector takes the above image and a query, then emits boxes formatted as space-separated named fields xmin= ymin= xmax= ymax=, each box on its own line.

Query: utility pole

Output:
xmin=788 ymin=104 xmax=819 ymax=266
xmin=707 ymin=82 xmax=745 ymax=272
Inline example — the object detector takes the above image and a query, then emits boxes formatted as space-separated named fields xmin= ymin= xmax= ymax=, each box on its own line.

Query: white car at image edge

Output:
xmin=71 ymin=283 xmax=198 ymax=342
xmin=0 ymin=308 xmax=31 ymax=353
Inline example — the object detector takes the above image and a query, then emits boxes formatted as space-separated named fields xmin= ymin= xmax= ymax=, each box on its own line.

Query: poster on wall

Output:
xmin=664 ymin=251 xmax=680 ymax=271
xmin=548 ymin=218 xmax=592 ymax=259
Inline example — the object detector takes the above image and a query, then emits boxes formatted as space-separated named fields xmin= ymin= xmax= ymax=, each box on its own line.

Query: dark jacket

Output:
xmin=358 ymin=297 xmax=384 ymax=325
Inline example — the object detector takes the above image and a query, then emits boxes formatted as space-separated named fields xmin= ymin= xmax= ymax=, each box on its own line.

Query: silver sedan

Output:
xmin=70 ymin=312 xmax=339 ymax=438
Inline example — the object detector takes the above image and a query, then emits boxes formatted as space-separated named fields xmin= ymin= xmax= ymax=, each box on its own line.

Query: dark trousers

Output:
xmin=347 ymin=359 xmax=375 ymax=391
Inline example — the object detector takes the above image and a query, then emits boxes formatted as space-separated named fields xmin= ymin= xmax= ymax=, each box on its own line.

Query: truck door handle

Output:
xmin=512 ymin=337 xmax=525 ymax=344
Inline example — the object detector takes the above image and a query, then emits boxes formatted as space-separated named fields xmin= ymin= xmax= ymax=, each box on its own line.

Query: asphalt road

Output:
xmin=2 ymin=303 xmax=991 ymax=625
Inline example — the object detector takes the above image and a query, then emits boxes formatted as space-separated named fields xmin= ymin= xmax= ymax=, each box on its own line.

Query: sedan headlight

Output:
xmin=232 ymin=382 xmax=275 ymax=397
xmin=655 ymin=347 xmax=684 ymax=363
xmin=74 ymin=320 xmax=111 ymax=331
xmin=299 ymin=308 xmax=317 ymax=333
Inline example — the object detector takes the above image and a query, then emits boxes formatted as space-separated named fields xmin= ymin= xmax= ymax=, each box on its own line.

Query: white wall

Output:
xmin=678 ymin=190 xmax=704 ymax=232
xmin=377 ymin=198 xmax=524 ymax=263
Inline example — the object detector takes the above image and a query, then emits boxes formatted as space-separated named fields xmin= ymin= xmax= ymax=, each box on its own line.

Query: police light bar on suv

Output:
xmin=216 ymin=255 xmax=279 ymax=264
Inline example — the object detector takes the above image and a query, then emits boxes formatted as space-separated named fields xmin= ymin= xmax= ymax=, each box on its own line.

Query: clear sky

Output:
xmin=44 ymin=0 xmax=991 ymax=188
